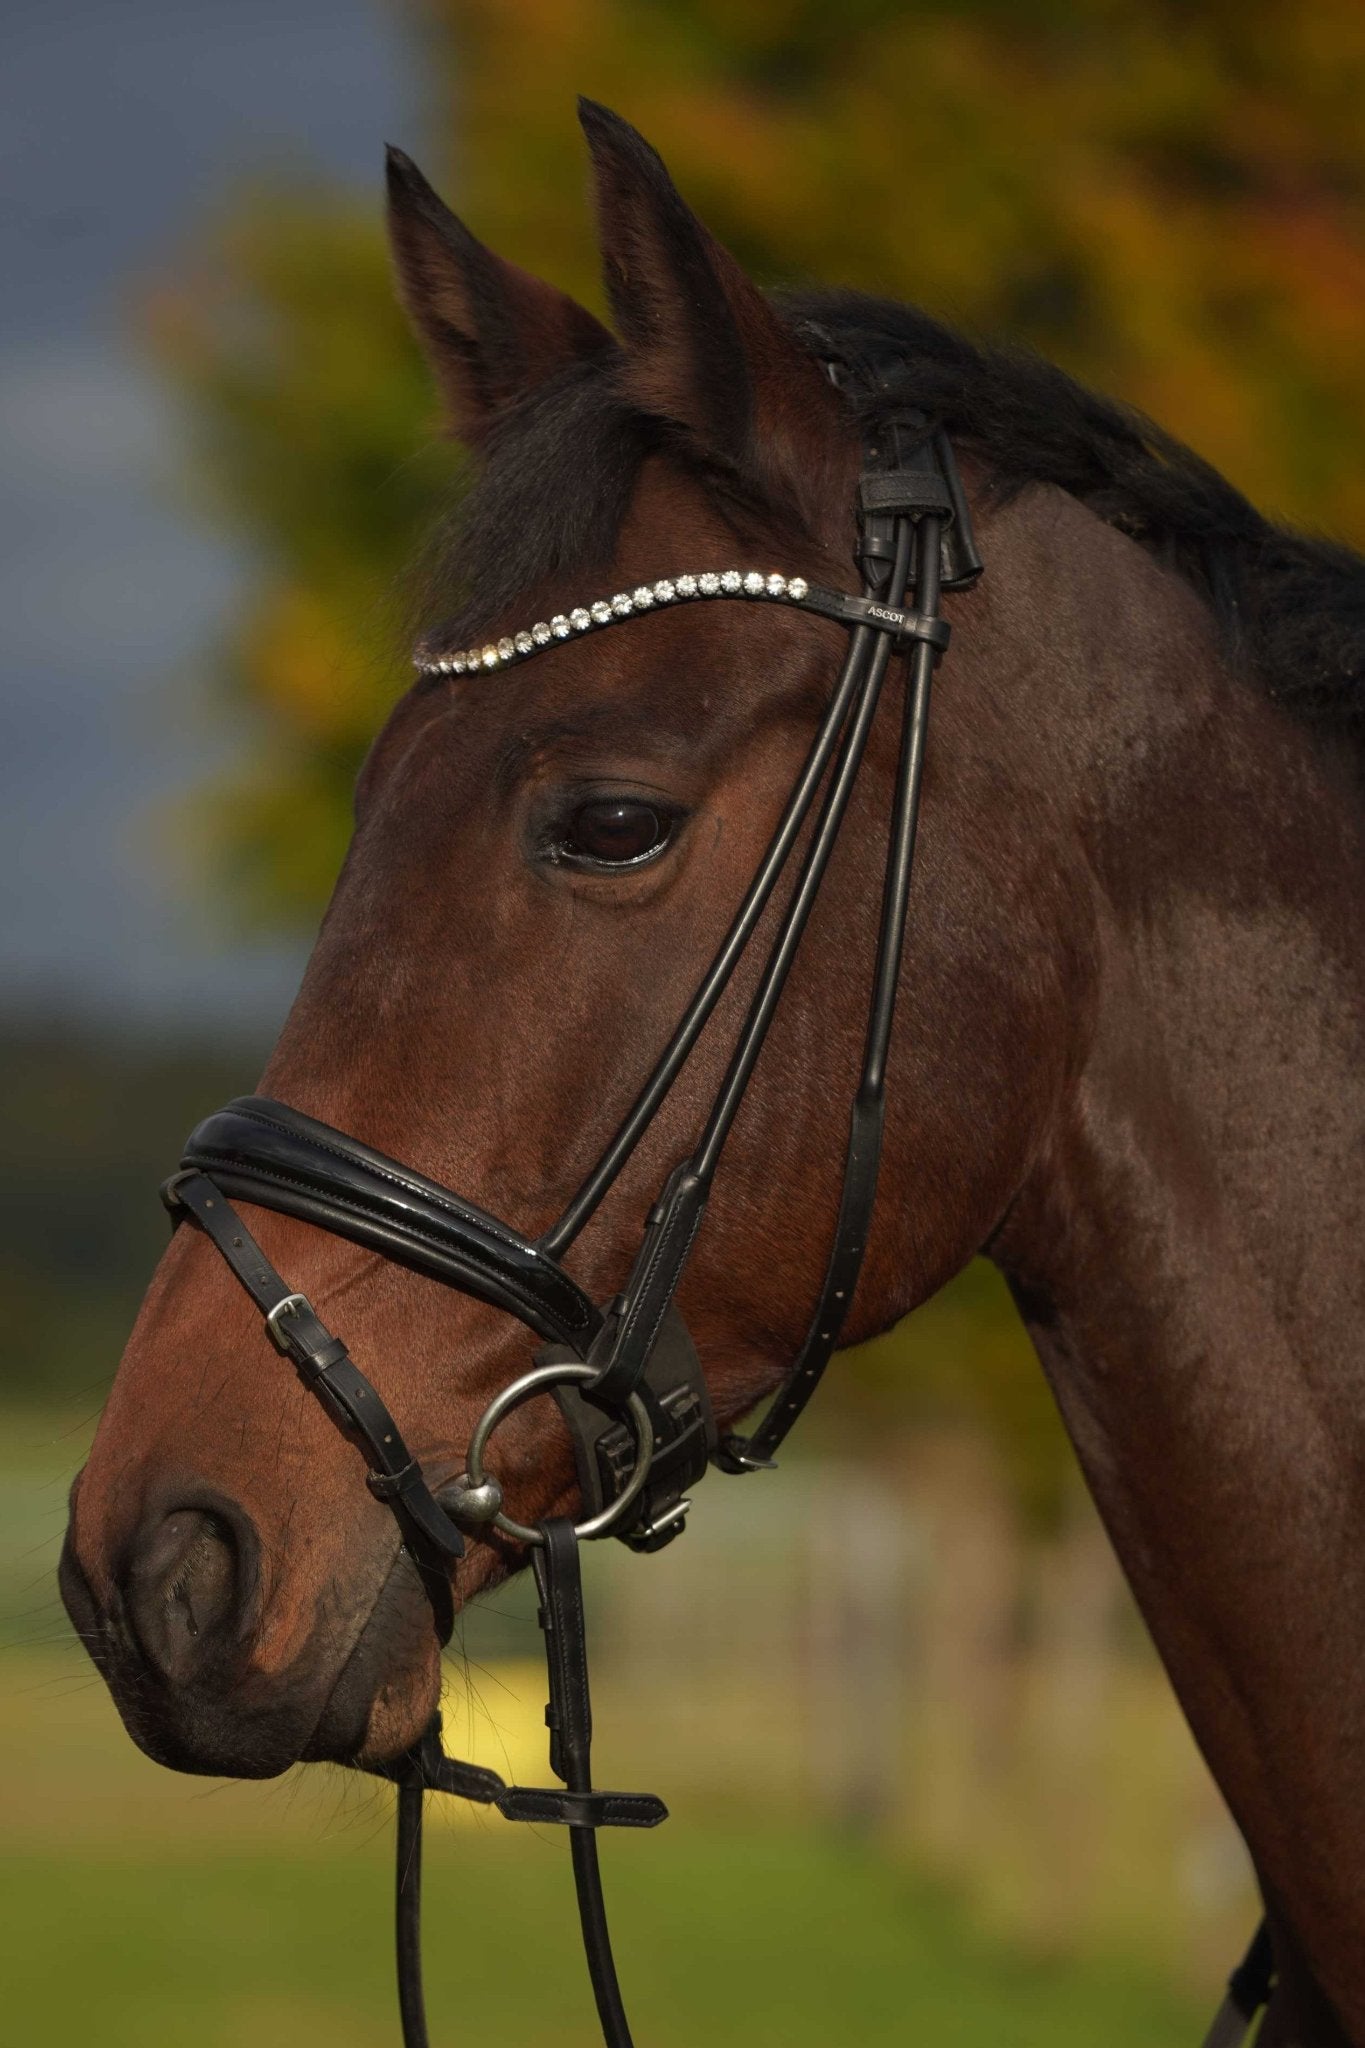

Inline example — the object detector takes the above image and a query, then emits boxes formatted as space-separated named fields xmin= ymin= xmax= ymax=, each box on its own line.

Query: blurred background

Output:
xmin=5 ymin=1 xmax=1365 ymax=2040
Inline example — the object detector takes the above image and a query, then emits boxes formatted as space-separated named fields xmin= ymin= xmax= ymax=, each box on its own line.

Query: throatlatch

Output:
xmin=163 ymin=360 xmax=1271 ymax=2048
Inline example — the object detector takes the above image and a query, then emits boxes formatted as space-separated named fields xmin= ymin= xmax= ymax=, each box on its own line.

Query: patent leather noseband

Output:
xmin=161 ymin=355 xmax=1273 ymax=2047
xmin=180 ymin=1096 xmax=602 ymax=1349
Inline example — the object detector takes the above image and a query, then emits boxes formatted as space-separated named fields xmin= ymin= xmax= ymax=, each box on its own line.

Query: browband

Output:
xmin=177 ymin=1097 xmax=602 ymax=1351
xmin=413 ymin=567 xmax=952 ymax=681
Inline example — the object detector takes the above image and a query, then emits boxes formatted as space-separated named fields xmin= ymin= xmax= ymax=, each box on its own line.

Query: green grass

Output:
xmin=1 ymin=1828 xmax=1204 ymax=2048
xmin=0 ymin=1409 xmax=1214 ymax=2046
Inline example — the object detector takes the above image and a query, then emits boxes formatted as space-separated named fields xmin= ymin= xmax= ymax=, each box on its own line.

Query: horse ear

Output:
xmin=385 ymin=145 xmax=615 ymax=444
xmin=578 ymin=100 xmax=845 ymax=528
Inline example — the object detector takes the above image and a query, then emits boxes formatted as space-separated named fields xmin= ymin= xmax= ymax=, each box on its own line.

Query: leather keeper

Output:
xmin=286 ymin=1331 xmax=349 ymax=1379
xmin=859 ymin=468 xmax=956 ymax=520
xmin=366 ymin=1459 xmax=421 ymax=1503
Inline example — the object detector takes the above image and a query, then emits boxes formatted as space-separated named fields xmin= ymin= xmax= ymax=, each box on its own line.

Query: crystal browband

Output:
xmin=414 ymin=569 xmax=951 ymax=678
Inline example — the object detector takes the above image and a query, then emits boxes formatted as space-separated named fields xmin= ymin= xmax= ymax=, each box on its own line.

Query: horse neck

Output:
xmin=988 ymin=493 xmax=1365 ymax=2035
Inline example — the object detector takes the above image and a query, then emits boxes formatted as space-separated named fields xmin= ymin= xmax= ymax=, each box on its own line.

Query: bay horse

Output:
xmin=60 ymin=102 xmax=1365 ymax=2045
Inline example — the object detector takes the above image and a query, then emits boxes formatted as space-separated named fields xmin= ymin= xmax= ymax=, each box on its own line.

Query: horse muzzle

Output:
xmin=58 ymin=1471 xmax=438 ymax=1777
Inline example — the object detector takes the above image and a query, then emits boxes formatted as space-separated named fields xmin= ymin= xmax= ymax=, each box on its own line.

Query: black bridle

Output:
xmin=159 ymin=364 xmax=1273 ymax=2047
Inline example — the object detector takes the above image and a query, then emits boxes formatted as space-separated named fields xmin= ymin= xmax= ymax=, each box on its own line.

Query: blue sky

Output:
xmin=0 ymin=0 xmax=422 ymax=1034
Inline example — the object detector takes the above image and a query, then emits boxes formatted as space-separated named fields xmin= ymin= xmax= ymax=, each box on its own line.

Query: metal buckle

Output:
xmin=457 ymin=1360 xmax=655 ymax=1548
xmin=627 ymin=1497 xmax=692 ymax=1551
xmin=264 ymin=1292 xmax=314 ymax=1356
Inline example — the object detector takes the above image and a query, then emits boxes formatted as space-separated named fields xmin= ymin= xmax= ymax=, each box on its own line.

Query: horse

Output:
xmin=59 ymin=100 xmax=1365 ymax=2045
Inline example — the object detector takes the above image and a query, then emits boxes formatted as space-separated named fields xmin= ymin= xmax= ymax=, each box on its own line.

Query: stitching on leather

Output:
xmin=453 ymin=1773 xmax=504 ymax=1803
xmin=187 ymin=1145 xmax=594 ymax=1336
xmin=230 ymin=1102 xmax=537 ymax=1258
xmin=637 ymin=1206 xmax=704 ymax=1369
xmin=497 ymin=1790 xmax=663 ymax=1827
xmin=216 ymin=1104 xmax=592 ymax=1326
xmin=608 ymin=1195 xmax=703 ymax=1393
xmin=554 ymin=1533 xmax=592 ymax=1772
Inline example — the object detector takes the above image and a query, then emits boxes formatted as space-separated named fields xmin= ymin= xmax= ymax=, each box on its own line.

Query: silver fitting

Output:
xmin=441 ymin=1472 xmax=505 ymax=1525
xmin=464 ymin=1360 xmax=655 ymax=1547
xmin=633 ymin=1498 xmax=692 ymax=1546
xmin=264 ymin=1292 xmax=314 ymax=1355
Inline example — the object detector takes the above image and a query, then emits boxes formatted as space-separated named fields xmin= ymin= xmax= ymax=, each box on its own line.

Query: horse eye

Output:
xmin=558 ymin=798 xmax=674 ymax=869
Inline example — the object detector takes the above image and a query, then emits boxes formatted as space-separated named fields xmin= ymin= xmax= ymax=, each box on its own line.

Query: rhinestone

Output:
xmin=532 ymin=621 xmax=552 ymax=645
xmin=551 ymin=615 xmax=571 ymax=638
xmin=451 ymin=655 xmax=468 ymax=674
xmin=698 ymin=572 xmax=721 ymax=595
xmin=787 ymin=576 xmax=808 ymax=602
xmin=570 ymin=608 xmax=591 ymax=631
xmin=480 ymin=646 xmax=500 ymax=669
xmin=743 ymin=571 xmax=765 ymax=595
xmin=766 ymin=573 xmax=787 ymax=596
xmin=467 ymin=651 xmax=480 ymax=669
xmin=514 ymin=631 xmax=534 ymax=655
xmin=590 ymin=600 xmax=612 ymax=624
xmin=611 ymin=592 xmax=634 ymax=616
xmin=720 ymin=569 xmax=743 ymax=593
xmin=653 ymin=579 xmax=676 ymax=603
xmin=631 ymin=585 xmax=654 ymax=608
xmin=497 ymin=637 xmax=515 ymax=660
xmin=676 ymin=574 xmax=698 ymax=597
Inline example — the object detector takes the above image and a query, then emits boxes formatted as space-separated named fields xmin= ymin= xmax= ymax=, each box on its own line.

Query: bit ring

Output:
xmin=463 ymin=1360 xmax=654 ymax=1546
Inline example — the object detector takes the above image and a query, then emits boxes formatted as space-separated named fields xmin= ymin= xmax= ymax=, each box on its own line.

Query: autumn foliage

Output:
xmin=148 ymin=0 xmax=1365 ymax=926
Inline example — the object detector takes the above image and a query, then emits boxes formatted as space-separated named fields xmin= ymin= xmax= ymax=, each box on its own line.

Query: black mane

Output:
xmin=417 ymin=288 xmax=1365 ymax=755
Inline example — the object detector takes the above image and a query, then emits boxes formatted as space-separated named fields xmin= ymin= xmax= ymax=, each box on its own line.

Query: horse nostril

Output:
xmin=126 ymin=1506 xmax=247 ymax=1684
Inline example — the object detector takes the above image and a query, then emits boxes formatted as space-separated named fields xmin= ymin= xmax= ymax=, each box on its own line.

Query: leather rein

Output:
xmin=160 ymin=364 xmax=1274 ymax=2047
